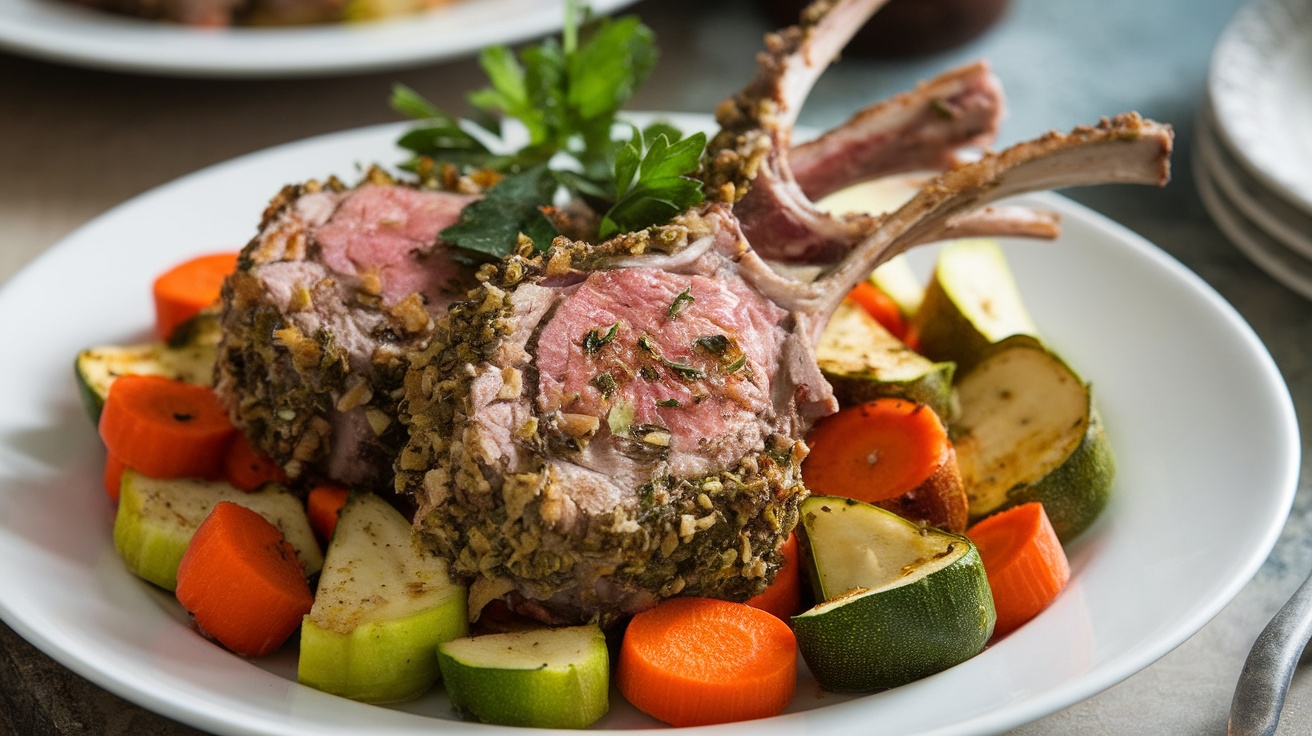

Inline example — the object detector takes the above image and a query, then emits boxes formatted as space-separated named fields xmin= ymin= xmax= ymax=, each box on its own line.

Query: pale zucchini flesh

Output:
xmin=113 ymin=471 xmax=322 ymax=590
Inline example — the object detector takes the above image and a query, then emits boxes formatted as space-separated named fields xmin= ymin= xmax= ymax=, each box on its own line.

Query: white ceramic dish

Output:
xmin=1195 ymin=104 xmax=1312 ymax=263
xmin=0 ymin=118 xmax=1299 ymax=735
xmin=0 ymin=0 xmax=638 ymax=77
xmin=1208 ymin=0 xmax=1312 ymax=216
xmin=1195 ymin=137 xmax=1312 ymax=302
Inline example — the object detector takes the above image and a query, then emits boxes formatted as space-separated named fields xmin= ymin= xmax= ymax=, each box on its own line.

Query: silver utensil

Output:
xmin=1230 ymin=569 xmax=1312 ymax=735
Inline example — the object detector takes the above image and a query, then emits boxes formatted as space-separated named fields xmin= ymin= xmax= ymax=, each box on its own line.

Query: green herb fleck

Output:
xmin=639 ymin=365 xmax=660 ymax=381
xmin=930 ymin=98 xmax=956 ymax=120
xmin=724 ymin=355 xmax=747 ymax=372
xmin=656 ymin=398 xmax=682 ymax=408
xmin=693 ymin=334 xmax=729 ymax=356
xmin=663 ymin=361 xmax=705 ymax=380
xmin=667 ymin=287 xmax=694 ymax=320
xmin=582 ymin=322 xmax=620 ymax=354
xmin=591 ymin=372 xmax=618 ymax=397
xmin=608 ymin=399 xmax=636 ymax=435
xmin=637 ymin=334 xmax=659 ymax=356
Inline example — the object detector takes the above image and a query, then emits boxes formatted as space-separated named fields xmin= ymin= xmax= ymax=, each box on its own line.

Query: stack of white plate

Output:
xmin=1199 ymin=0 xmax=1312 ymax=300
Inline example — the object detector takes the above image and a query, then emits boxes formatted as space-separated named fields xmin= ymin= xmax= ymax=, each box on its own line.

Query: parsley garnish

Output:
xmin=392 ymin=1 xmax=705 ymax=258
xmin=591 ymin=372 xmax=618 ymax=397
xmin=656 ymin=398 xmax=682 ymax=408
xmin=693 ymin=334 xmax=729 ymax=356
xmin=582 ymin=322 xmax=620 ymax=354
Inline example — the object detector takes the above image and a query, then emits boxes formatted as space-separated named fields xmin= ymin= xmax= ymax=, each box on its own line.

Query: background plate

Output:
xmin=0 ymin=119 xmax=1298 ymax=735
xmin=0 ymin=0 xmax=637 ymax=77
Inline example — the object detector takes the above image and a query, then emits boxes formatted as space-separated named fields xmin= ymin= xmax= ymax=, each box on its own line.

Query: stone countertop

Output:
xmin=2 ymin=0 xmax=1309 ymax=733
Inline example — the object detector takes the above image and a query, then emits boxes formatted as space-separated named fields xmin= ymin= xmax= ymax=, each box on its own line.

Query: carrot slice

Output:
xmin=967 ymin=502 xmax=1070 ymax=638
xmin=847 ymin=281 xmax=908 ymax=341
xmin=223 ymin=433 xmax=287 ymax=492
xmin=306 ymin=485 xmax=350 ymax=545
xmin=103 ymin=452 xmax=128 ymax=503
xmin=802 ymin=398 xmax=952 ymax=504
xmin=98 ymin=374 xmax=237 ymax=480
xmin=175 ymin=501 xmax=313 ymax=658
xmin=152 ymin=252 xmax=239 ymax=341
xmin=617 ymin=597 xmax=796 ymax=726
xmin=744 ymin=532 xmax=801 ymax=621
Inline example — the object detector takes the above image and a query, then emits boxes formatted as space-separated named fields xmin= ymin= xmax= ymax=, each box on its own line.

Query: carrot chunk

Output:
xmin=223 ymin=433 xmax=287 ymax=492
xmin=98 ymin=374 xmax=236 ymax=480
xmin=152 ymin=252 xmax=239 ymax=341
xmin=103 ymin=452 xmax=128 ymax=502
xmin=306 ymin=485 xmax=350 ymax=545
xmin=175 ymin=501 xmax=313 ymax=658
xmin=847 ymin=281 xmax=908 ymax=341
xmin=617 ymin=597 xmax=796 ymax=726
xmin=802 ymin=397 xmax=952 ymax=504
xmin=744 ymin=532 xmax=801 ymax=621
xmin=967 ymin=502 xmax=1070 ymax=638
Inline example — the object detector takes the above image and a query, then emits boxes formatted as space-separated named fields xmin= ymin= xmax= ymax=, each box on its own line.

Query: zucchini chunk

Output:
xmin=793 ymin=496 xmax=994 ymax=692
xmin=953 ymin=335 xmax=1115 ymax=542
xmin=816 ymin=300 xmax=955 ymax=419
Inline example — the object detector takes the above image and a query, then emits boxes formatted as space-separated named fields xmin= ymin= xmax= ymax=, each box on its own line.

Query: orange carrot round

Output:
xmin=175 ymin=501 xmax=313 ymax=658
xmin=745 ymin=532 xmax=801 ymax=621
xmin=152 ymin=252 xmax=239 ymax=341
xmin=847 ymin=281 xmax=908 ymax=340
xmin=223 ymin=433 xmax=287 ymax=492
xmin=306 ymin=485 xmax=350 ymax=545
xmin=802 ymin=398 xmax=951 ymax=503
xmin=98 ymin=374 xmax=237 ymax=480
xmin=967 ymin=502 xmax=1070 ymax=638
xmin=103 ymin=452 xmax=128 ymax=503
xmin=617 ymin=597 xmax=796 ymax=726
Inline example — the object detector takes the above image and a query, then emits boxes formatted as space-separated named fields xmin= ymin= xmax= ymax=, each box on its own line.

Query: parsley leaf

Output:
xmin=393 ymin=2 xmax=704 ymax=260
xmin=600 ymin=127 xmax=707 ymax=239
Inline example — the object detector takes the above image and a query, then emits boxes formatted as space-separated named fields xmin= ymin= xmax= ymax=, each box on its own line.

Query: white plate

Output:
xmin=0 ymin=0 xmax=638 ymax=77
xmin=1208 ymin=0 xmax=1312 ymax=216
xmin=1195 ymin=134 xmax=1312 ymax=302
xmin=0 ymin=118 xmax=1299 ymax=736
xmin=1196 ymin=101 xmax=1312 ymax=262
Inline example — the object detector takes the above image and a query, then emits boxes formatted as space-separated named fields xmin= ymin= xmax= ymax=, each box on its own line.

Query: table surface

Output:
xmin=3 ymin=0 xmax=1311 ymax=733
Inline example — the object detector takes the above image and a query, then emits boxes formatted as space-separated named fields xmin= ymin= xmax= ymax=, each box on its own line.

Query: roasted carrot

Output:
xmin=617 ymin=597 xmax=796 ymax=726
xmin=745 ymin=532 xmax=801 ymax=621
xmin=802 ymin=398 xmax=952 ymax=505
xmin=103 ymin=452 xmax=127 ymax=503
xmin=847 ymin=281 xmax=909 ymax=341
xmin=175 ymin=501 xmax=313 ymax=658
xmin=152 ymin=252 xmax=239 ymax=341
xmin=967 ymin=502 xmax=1070 ymax=638
xmin=98 ymin=374 xmax=237 ymax=480
xmin=223 ymin=433 xmax=286 ymax=492
xmin=306 ymin=485 xmax=350 ymax=545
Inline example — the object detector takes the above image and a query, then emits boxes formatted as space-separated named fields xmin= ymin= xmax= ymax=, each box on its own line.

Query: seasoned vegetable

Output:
xmin=98 ymin=375 xmax=236 ymax=480
xmin=967 ymin=502 xmax=1070 ymax=637
xmin=617 ymin=597 xmax=796 ymax=726
xmin=792 ymin=496 xmax=994 ymax=692
xmin=744 ymin=531 xmax=803 ymax=621
xmin=803 ymin=398 xmax=967 ymax=532
xmin=952 ymin=335 xmax=1115 ymax=541
xmin=176 ymin=501 xmax=314 ymax=658
xmin=152 ymin=252 xmax=238 ymax=341
xmin=298 ymin=493 xmax=467 ymax=704
xmin=438 ymin=625 xmax=609 ymax=728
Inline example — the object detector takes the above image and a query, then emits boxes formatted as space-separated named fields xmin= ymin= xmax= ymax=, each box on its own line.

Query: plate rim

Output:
xmin=0 ymin=0 xmax=639 ymax=77
xmin=0 ymin=118 xmax=1300 ymax=736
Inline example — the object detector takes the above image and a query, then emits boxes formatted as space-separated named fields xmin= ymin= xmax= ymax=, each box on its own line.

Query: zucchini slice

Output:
xmin=75 ymin=310 xmax=221 ymax=424
xmin=793 ymin=496 xmax=994 ymax=692
xmin=953 ymin=335 xmax=1115 ymax=541
xmin=816 ymin=300 xmax=956 ymax=420
xmin=912 ymin=239 xmax=1039 ymax=372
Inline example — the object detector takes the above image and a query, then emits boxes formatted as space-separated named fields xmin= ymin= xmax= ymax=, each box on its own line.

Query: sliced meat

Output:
xmin=398 ymin=112 xmax=1173 ymax=625
xmin=215 ymin=171 xmax=477 ymax=491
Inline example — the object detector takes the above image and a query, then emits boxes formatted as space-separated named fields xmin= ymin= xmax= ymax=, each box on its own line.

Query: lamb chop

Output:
xmin=215 ymin=168 xmax=478 ymax=489
xmin=396 ymin=3 xmax=1173 ymax=625
xmin=213 ymin=58 xmax=1015 ymax=492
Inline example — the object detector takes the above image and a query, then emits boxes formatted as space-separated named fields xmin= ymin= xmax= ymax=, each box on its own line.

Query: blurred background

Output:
xmin=3 ymin=0 xmax=1311 ymax=733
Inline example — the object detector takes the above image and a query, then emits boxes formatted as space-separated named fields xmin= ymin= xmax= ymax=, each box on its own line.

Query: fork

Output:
xmin=1229 ymin=568 xmax=1312 ymax=735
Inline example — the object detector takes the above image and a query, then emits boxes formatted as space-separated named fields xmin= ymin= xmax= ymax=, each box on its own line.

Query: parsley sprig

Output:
xmin=392 ymin=1 xmax=706 ymax=259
